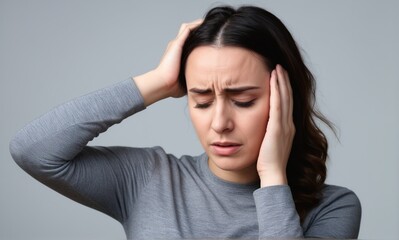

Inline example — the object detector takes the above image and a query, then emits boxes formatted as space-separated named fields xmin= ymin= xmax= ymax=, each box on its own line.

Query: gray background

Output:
xmin=1 ymin=0 xmax=398 ymax=239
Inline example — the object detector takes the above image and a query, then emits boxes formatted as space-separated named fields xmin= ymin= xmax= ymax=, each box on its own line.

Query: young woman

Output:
xmin=10 ymin=5 xmax=361 ymax=239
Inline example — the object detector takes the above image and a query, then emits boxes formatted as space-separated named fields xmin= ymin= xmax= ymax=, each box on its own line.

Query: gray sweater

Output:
xmin=9 ymin=78 xmax=361 ymax=239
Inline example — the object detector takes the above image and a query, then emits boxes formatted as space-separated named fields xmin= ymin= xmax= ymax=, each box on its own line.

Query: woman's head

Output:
xmin=186 ymin=46 xmax=271 ymax=185
xmin=179 ymin=5 xmax=307 ymax=90
xmin=180 ymin=5 xmax=332 ymax=221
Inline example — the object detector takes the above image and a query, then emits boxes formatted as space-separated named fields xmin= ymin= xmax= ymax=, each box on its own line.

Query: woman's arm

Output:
xmin=253 ymin=65 xmax=302 ymax=237
xmin=254 ymin=66 xmax=360 ymax=238
xmin=254 ymin=185 xmax=302 ymax=237
xmin=9 ymin=20 xmax=203 ymax=224
xmin=254 ymin=185 xmax=361 ymax=238
xmin=9 ymin=79 xmax=155 ymax=222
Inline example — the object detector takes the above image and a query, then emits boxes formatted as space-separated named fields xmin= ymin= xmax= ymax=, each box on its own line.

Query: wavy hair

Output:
xmin=178 ymin=5 xmax=335 ymax=222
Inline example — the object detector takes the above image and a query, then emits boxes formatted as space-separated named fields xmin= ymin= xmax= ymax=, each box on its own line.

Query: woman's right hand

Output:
xmin=134 ymin=19 xmax=203 ymax=107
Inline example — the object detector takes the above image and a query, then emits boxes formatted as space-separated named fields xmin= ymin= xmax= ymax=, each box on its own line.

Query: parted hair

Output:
xmin=179 ymin=5 xmax=334 ymax=222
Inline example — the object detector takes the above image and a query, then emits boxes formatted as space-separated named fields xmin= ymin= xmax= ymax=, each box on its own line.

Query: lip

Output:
xmin=210 ymin=142 xmax=242 ymax=156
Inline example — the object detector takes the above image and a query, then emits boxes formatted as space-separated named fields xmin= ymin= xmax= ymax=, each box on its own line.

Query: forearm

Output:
xmin=254 ymin=185 xmax=303 ymax=238
xmin=10 ymin=78 xmax=145 ymax=167
xmin=133 ymin=71 xmax=174 ymax=107
xmin=259 ymin=168 xmax=288 ymax=188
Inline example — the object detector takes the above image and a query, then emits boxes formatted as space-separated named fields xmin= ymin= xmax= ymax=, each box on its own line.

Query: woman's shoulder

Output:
xmin=305 ymin=184 xmax=361 ymax=224
xmin=302 ymin=184 xmax=362 ymax=238
xmin=314 ymin=184 xmax=362 ymax=214
xmin=320 ymin=184 xmax=361 ymax=204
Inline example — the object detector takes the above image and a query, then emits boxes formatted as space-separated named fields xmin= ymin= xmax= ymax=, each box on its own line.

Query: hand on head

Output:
xmin=135 ymin=19 xmax=295 ymax=188
xmin=155 ymin=19 xmax=203 ymax=98
xmin=257 ymin=64 xmax=295 ymax=187
xmin=133 ymin=19 xmax=203 ymax=107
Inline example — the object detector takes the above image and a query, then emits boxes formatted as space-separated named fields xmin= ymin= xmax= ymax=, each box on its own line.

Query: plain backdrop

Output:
xmin=1 ymin=0 xmax=398 ymax=239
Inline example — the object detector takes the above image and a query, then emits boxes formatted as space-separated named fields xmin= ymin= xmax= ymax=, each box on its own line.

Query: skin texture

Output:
xmin=185 ymin=46 xmax=270 ymax=184
xmin=134 ymin=20 xmax=295 ymax=187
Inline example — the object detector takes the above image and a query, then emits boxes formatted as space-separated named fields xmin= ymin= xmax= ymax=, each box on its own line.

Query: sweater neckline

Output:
xmin=198 ymin=153 xmax=260 ymax=193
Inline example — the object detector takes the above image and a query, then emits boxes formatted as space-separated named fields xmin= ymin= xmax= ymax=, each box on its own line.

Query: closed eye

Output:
xmin=194 ymin=102 xmax=212 ymax=109
xmin=233 ymin=99 xmax=256 ymax=108
xmin=194 ymin=99 xmax=256 ymax=109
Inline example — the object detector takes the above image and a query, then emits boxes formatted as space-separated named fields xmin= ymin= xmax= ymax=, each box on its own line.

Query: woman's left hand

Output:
xmin=257 ymin=64 xmax=295 ymax=188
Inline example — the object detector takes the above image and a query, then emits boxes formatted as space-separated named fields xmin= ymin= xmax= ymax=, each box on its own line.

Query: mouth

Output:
xmin=210 ymin=142 xmax=242 ymax=156
xmin=211 ymin=142 xmax=241 ymax=147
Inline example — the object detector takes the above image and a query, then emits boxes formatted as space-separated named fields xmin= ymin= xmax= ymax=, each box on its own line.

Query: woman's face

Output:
xmin=186 ymin=46 xmax=271 ymax=184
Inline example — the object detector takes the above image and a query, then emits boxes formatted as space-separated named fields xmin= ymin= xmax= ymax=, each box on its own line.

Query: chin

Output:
xmin=209 ymin=153 xmax=257 ymax=171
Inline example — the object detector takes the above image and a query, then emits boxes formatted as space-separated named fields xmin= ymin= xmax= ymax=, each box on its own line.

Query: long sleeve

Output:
xmin=9 ymin=78 xmax=362 ymax=238
xmin=254 ymin=185 xmax=303 ymax=238
xmin=254 ymin=184 xmax=362 ymax=239
xmin=9 ymin=78 xmax=156 ymax=223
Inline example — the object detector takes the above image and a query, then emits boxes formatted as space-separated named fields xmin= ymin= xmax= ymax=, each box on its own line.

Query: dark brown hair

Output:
xmin=179 ymin=5 xmax=334 ymax=222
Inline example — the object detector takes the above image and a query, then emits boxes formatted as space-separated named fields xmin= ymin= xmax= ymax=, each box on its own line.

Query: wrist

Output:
xmin=133 ymin=70 xmax=172 ymax=107
xmin=259 ymin=171 xmax=288 ymax=188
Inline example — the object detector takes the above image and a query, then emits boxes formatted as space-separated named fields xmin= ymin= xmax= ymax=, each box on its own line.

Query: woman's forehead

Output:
xmin=185 ymin=46 xmax=270 ymax=89
xmin=186 ymin=46 xmax=266 ymax=70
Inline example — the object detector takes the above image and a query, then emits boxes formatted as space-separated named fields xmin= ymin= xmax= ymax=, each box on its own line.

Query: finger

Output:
xmin=269 ymin=69 xmax=282 ymax=126
xmin=162 ymin=19 xmax=203 ymax=59
xmin=177 ymin=19 xmax=203 ymax=39
xmin=279 ymin=66 xmax=295 ymax=138
xmin=276 ymin=64 xmax=292 ymax=125
xmin=275 ymin=65 xmax=288 ymax=122
xmin=281 ymin=66 xmax=294 ymax=120
xmin=177 ymin=19 xmax=203 ymax=35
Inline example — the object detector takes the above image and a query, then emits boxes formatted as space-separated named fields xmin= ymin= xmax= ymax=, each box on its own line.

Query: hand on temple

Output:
xmin=257 ymin=64 xmax=295 ymax=187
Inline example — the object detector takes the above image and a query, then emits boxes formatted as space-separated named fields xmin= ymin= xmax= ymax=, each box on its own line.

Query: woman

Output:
xmin=10 ymin=5 xmax=361 ymax=239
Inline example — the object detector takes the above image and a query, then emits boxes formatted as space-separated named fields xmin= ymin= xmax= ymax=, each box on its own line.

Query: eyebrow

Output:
xmin=189 ymin=86 xmax=260 ymax=94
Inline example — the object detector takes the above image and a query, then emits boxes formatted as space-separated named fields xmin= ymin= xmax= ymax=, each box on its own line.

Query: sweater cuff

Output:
xmin=253 ymin=185 xmax=293 ymax=205
xmin=253 ymin=185 xmax=302 ymax=237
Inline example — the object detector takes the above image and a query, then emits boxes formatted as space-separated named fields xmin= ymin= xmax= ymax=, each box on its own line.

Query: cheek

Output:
xmin=241 ymin=101 xmax=270 ymax=142
xmin=189 ymin=108 xmax=208 ymax=143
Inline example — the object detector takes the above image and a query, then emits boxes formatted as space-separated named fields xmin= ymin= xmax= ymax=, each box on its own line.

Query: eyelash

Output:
xmin=193 ymin=102 xmax=209 ymax=109
xmin=194 ymin=100 xmax=255 ymax=109
xmin=234 ymin=99 xmax=255 ymax=108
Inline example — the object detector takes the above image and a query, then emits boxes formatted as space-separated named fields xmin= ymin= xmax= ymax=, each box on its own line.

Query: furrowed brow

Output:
xmin=189 ymin=86 xmax=260 ymax=95
xmin=224 ymin=86 xmax=260 ymax=93
xmin=189 ymin=88 xmax=213 ymax=94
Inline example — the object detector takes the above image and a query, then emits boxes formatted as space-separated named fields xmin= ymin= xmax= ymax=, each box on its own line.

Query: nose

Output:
xmin=211 ymin=101 xmax=234 ymax=134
